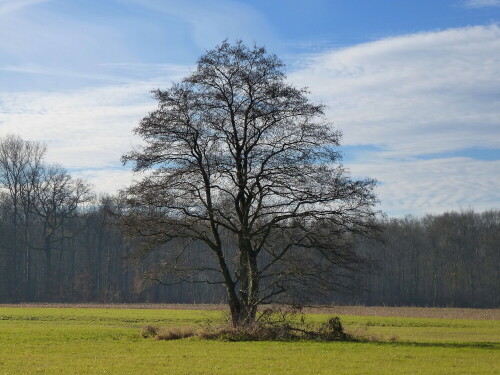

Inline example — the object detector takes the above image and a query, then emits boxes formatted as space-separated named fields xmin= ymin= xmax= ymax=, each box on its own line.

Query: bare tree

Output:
xmin=121 ymin=41 xmax=379 ymax=326
xmin=0 ymin=135 xmax=46 ymax=299
xmin=30 ymin=165 xmax=93 ymax=299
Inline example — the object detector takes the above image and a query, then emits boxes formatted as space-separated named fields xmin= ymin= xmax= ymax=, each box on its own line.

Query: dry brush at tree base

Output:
xmin=141 ymin=307 xmax=353 ymax=342
xmin=143 ymin=318 xmax=351 ymax=342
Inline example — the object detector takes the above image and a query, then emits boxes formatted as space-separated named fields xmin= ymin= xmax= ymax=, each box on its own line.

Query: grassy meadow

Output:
xmin=0 ymin=305 xmax=498 ymax=374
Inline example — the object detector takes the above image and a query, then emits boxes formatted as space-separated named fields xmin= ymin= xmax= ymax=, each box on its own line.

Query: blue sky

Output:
xmin=1 ymin=0 xmax=499 ymax=216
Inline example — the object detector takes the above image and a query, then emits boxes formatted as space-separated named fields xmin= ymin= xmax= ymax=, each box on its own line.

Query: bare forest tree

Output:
xmin=0 ymin=135 xmax=46 ymax=299
xmin=121 ymin=41 xmax=379 ymax=326
xmin=30 ymin=165 xmax=93 ymax=298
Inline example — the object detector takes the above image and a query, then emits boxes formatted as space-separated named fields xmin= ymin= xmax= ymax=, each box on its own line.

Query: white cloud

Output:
xmin=73 ymin=168 xmax=136 ymax=196
xmin=0 ymin=82 xmax=155 ymax=170
xmin=463 ymin=0 xmax=500 ymax=8
xmin=290 ymin=25 xmax=500 ymax=157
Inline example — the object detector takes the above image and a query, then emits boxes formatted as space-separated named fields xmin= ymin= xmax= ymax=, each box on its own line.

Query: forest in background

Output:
xmin=0 ymin=135 xmax=498 ymax=307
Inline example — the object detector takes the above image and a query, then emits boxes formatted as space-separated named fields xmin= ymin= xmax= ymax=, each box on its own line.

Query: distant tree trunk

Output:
xmin=44 ymin=236 xmax=52 ymax=301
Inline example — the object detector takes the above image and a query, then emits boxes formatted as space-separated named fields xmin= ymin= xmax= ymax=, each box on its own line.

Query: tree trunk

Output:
xmin=232 ymin=235 xmax=259 ymax=327
xmin=44 ymin=236 xmax=52 ymax=301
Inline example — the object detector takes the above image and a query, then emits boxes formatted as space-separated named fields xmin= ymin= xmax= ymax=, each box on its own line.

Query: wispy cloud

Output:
xmin=120 ymin=0 xmax=278 ymax=50
xmin=0 ymin=63 xmax=190 ymax=85
xmin=463 ymin=0 xmax=500 ymax=8
xmin=0 ymin=64 xmax=129 ymax=83
xmin=0 ymin=0 xmax=273 ymax=91
xmin=349 ymin=158 xmax=500 ymax=216
xmin=0 ymin=0 xmax=49 ymax=16
xmin=0 ymin=2 xmax=137 ymax=82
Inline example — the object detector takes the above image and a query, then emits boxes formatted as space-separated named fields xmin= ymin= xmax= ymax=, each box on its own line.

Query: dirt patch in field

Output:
xmin=0 ymin=303 xmax=227 ymax=310
xmin=0 ymin=303 xmax=498 ymax=320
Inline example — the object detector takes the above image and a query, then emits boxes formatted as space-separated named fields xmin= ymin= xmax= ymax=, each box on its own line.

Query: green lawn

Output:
xmin=0 ymin=307 xmax=498 ymax=374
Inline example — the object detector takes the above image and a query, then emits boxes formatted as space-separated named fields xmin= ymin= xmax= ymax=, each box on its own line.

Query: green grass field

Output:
xmin=0 ymin=306 xmax=498 ymax=374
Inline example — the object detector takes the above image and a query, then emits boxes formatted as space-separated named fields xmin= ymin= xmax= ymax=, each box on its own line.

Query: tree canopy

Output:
xmin=121 ymin=41 xmax=379 ymax=326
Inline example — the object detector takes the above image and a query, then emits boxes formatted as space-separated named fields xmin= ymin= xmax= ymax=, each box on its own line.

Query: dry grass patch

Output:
xmin=346 ymin=324 xmax=399 ymax=342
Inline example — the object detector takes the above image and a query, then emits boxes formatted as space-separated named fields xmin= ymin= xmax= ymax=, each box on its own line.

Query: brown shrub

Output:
xmin=140 ymin=325 xmax=159 ymax=338
xmin=154 ymin=326 xmax=198 ymax=340
xmin=197 ymin=322 xmax=300 ymax=341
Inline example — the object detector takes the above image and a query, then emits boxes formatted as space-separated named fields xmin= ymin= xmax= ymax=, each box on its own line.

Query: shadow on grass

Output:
xmin=365 ymin=340 xmax=498 ymax=349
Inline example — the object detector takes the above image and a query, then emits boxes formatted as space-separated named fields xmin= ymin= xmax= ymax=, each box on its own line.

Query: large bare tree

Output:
xmin=121 ymin=41 xmax=379 ymax=326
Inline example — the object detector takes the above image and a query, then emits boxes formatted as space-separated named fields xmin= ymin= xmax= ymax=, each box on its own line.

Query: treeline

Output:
xmin=338 ymin=211 xmax=500 ymax=307
xmin=0 ymin=136 xmax=498 ymax=307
